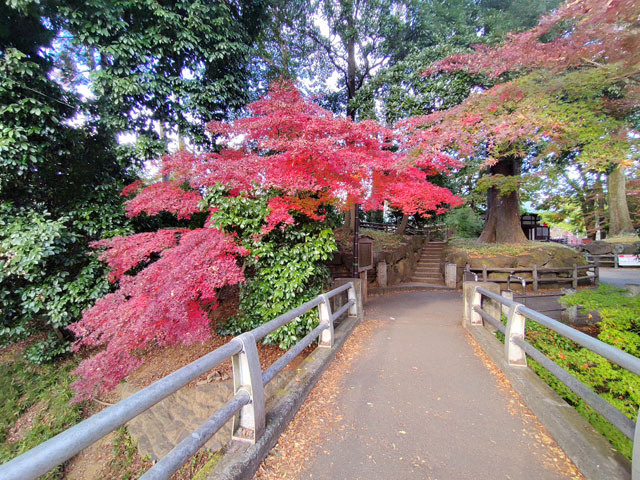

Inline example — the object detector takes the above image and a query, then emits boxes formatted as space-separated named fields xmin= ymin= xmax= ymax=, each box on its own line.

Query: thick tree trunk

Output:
xmin=478 ymin=157 xmax=528 ymax=244
xmin=607 ymin=164 xmax=635 ymax=236
xmin=396 ymin=214 xmax=409 ymax=235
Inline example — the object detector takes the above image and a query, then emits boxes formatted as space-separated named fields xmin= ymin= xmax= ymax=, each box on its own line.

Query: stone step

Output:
xmin=417 ymin=262 xmax=440 ymax=267
xmin=411 ymin=276 xmax=442 ymax=283
xmin=412 ymin=273 xmax=442 ymax=279
xmin=415 ymin=267 xmax=440 ymax=273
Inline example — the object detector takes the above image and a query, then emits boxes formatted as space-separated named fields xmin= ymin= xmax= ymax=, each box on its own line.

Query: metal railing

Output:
xmin=468 ymin=286 xmax=640 ymax=479
xmin=0 ymin=282 xmax=359 ymax=480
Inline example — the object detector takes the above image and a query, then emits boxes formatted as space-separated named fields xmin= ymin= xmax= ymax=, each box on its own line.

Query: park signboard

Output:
xmin=618 ymin=255 xmax=640 ymax=267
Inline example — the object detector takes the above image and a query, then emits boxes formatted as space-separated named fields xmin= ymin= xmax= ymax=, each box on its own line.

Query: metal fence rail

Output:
xmin=469 ymin=286 xmax=640 ymax=479
xmin=0 ymin=281 xmax=359 ymax=480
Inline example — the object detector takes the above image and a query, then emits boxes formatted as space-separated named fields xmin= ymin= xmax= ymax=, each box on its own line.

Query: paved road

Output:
xmin=599 ymin=267 xmax=640 ymax=288
xmin=303 ymin=292 xmax=574 ymax=480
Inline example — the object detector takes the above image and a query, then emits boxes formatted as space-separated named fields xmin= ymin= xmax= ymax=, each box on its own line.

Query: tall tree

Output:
xmin=0 ymin=1 xmax=136 ymax=355
xmin=418 ymin=0 xmax=640 ymax=241
xmin=69 ymin=82 xmax=461 ymax=400
xmin=57 ymin=0 xmax=267 ymax=152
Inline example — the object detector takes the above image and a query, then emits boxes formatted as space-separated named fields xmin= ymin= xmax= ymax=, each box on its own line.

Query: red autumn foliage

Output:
xmin=69 ymin=228 xmax=247 ymax=402
xmin=424 ymin=0 xmax=640 ymax=79
xmin=69 ymin=81 xmax=461 ymax=401
xmin=91 ymin=229 xmax=188 ymax=282
xmin=124 ymin=181 xmax=203 ymax=220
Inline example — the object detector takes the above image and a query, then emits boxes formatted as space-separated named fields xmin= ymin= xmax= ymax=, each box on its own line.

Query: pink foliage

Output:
xmin=424 ymin=0 xmax=640 ymax=79
xmin=91 ymin=229 xmax=187 ymax=282
xmin=125 ymin=181 xmax=203 ymax=220
xmin=69 ymin=228 xmax=247 ymax=402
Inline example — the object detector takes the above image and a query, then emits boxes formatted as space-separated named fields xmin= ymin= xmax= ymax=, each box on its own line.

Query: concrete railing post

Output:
xmin=318 ymin=294 xmax=334 ymax=348
xmin=505 ymin=304 xmax=527 ymax=367
xmin=471 ymin=287 xmax=483 ymax=326
xmin=632 ymin=411 xmax=640 ymax=480
xmin=501 ymin=290 xmax=513 ymax=318
xmin=231 ymin=333 xmax=266 ymax=443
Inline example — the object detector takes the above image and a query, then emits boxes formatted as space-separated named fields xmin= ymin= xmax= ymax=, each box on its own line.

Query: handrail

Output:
xmin=0 ymin=281 xmax=360 ymax=480
xmin=468 ymin=285 xmax=640 ymax=479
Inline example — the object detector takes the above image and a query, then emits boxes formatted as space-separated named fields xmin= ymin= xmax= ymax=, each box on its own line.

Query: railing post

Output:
xmin=505 ymin=304 xmax=527 ymax=367
xmin=533 ymin=264 xmax=538 ymax=293
xmin=572 ymin=264 xmax=578 ymax=289
xmin=347 ymin=281 xmax=359 ymax=318
xmin=594 ymin=264 xmax=599 ymax=286
xmin=318 ymin=294 xmax=334 ymax=348
xmin=632 ymin=412 xmax=640 ymax=480
xmin=231 ymin=333 xmax=265 ymax=443
xmin=471 ymin=287 xmax=483 ymax=326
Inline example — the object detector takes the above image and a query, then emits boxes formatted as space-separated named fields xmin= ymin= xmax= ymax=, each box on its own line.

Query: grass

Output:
xmin=603 ymin=235 xmax=640 ymax=244
xmin=0 ymin=352 xmax=82 ymax=479
xmin=449 ymin=237 xmax=574 ymax=256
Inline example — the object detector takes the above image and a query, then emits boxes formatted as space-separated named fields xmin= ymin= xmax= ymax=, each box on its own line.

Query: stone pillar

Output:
xmin=332 ymin=278 xmax=364 ymax=320
xmin=463 ymin=281 xmax=501 ymax=327
xmin=377 ymin=261 xmax=388 ymax=288
xmin=501 ymin=290 xmax=513 ymax=318
xmin=445 ymin=263 xmax=457 ymax=288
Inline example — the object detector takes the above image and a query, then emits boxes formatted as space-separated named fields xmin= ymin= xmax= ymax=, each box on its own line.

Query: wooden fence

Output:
xmin=465 ymin=263 xmax=599 ymax=292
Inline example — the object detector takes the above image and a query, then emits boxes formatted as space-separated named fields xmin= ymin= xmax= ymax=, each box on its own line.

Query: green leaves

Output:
xmin=210 ymin=192 xmax=337 ymax=349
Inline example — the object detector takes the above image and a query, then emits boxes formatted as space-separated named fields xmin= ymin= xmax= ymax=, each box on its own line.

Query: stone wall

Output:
xmin=372 ymin=236 xmax=425 ymax=287
xmin=328 ymin=236 xmax=425 ymax=287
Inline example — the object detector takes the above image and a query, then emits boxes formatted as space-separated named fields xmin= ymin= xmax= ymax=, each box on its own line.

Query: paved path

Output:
xmin=303 ymin=292 xmax=574 ymax=480
xmin=599 ymin=267 xmax=640 ymax=288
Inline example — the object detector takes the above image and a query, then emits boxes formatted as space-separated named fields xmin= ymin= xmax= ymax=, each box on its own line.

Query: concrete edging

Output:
xmin=207 ymin=313 xmax=362 ymax=480
xmin=466 ymin=323 xmax=631 ymax=480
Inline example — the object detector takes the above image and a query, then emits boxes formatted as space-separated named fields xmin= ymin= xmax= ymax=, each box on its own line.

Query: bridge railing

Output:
xmin=0 ymin=281 xmax=359 ymax=480
xmin=469 ymin=286 xmax=640 ymax=479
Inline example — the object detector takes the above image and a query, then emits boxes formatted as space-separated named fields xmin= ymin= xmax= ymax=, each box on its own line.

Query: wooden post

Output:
xmin=594 ymin=265 xmax=599 ymax=286
xmin=572 ymin=264 xmax=578 ymax=289
xmin=360 ymin=271 xmax=368 ymax=304
xmin=614 ymin=254 xmax=619 ymax=269
xmin=533 ymin=264 xmax=538 ymax=293
xmin=482 ymin=265 xmax=487 ymax=282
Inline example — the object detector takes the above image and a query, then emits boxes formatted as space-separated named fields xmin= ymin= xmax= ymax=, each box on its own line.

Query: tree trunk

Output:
xmin=346 ymin=15 xmax=357 ymax=120
xmin=396 ymin=214 xmax=409 ymax=235
xmin=478 ymin=157 xmax=528 ymax=244
xmin=607 ymin=164 xmax=635 ymax=236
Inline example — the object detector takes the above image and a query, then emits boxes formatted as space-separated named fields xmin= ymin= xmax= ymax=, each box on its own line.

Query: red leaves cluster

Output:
xmin=124 ymin=181 xmax=203 ymax=220
xmin=91 ymin=229 xmax=187 ymax=282
xmin=69 ymin=228 xmax=247 ymax=401
xmin=70 ymin=81 xmax=462 ymax=401
xmin=425 ymin=0 xmax=640 ymax=79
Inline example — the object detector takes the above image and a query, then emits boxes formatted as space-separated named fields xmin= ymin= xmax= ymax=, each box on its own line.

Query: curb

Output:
xmin=467 ymin=323 xmax=631 ymax=480
xmin=369 ymin=283 xmax=458 ymax=295
xmin=207 ymin=313 xmax=362 ymax=480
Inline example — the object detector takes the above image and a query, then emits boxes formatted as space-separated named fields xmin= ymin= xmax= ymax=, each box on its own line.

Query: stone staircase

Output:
xmin=410 ymin=241 xmax=445 ymax=285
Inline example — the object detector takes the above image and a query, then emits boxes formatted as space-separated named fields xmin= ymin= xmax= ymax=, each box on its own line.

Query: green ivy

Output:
xmin=205 ymin=188 xmax=337 ymax=349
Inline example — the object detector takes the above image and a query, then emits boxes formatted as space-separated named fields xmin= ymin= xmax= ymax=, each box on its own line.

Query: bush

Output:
xmin=443 ymin=206 xmax=484 ymax=238
xmin=208 ymin=190 xmax=337 ymax=348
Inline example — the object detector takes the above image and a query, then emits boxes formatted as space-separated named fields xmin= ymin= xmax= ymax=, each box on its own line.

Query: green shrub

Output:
xmin=443 ymin=206 xmax=484 ymax=238
xmin=206 ymin=189 xmax=337 ymax=349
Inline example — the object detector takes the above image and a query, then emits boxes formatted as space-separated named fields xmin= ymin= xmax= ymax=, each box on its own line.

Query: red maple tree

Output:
xmin=69 ymin=81 xmax=461 ymax=401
